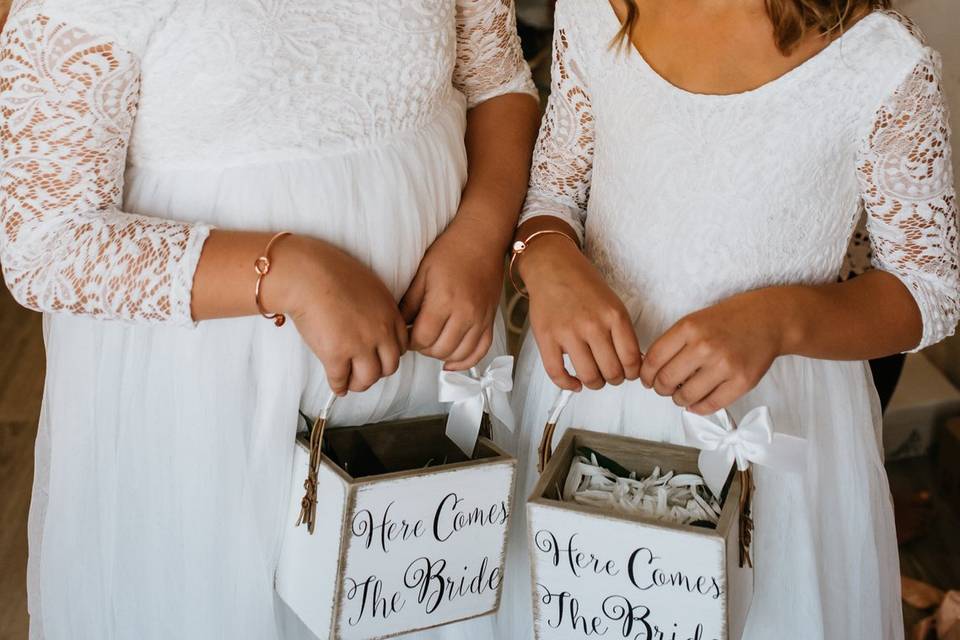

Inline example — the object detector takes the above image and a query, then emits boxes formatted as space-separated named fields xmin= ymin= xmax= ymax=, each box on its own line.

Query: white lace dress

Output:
xmin=502 ymin=3 xmax=959 ymax=640
xmin=0 ymin=1 xmax=535 ymax=638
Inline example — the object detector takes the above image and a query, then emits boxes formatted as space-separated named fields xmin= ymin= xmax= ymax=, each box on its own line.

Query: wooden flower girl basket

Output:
xmin=276 ymin=358 xmax=517 ymax=640
xmin=525 ymin=392 xmax=804 ymax=640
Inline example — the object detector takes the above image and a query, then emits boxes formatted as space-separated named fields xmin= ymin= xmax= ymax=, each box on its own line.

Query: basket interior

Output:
xmin=535 ymin=430 xmax=734 ymax=530
xmin=320 ymin=414 xmax=502 ymax=480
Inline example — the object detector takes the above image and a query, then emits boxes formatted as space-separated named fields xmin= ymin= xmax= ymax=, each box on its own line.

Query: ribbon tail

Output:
xmin=486 ymin=390 xmax=515 ymax=432
xmin=446 ymin=394 xmax=485 ymax=456
xmin=751 ymin=432 xmax=808 ymax=475
xmin=699 ymin=447 xmax=736 ymax=498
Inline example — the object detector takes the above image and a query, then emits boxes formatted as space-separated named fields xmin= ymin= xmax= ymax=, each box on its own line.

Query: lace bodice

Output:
xmin=521 ymin=1 xmax=959 ymax=351
xmin=0 ymin=0 xmax=536 ymax=324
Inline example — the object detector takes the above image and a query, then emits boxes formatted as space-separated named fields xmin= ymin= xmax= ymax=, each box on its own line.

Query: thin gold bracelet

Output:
xmin=508 ymin=229 xmax=580 ymax=298
xmin=254 ymin=231 xmax=292 ymax=327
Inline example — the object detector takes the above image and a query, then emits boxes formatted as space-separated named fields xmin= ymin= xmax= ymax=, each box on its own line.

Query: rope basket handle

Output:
xmin=536 ymin=389 xmax=574 ymax=473
xmin=737 ymin=467 xmax=754 ymax=568
xmin=296 ymin=393 xmax=337 ymax=535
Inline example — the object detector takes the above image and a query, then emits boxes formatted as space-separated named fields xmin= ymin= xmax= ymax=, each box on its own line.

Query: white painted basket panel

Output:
xmin=528 ymin=501 xmax=734 ymax=640
xmin=276 ymin=443 xmax=348 ymax=638
xmin=336 ymin=460 xmax=515 ymax=639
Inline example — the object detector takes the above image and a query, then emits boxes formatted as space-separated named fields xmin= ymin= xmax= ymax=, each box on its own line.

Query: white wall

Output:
xmin=898 ymin=1 xmax=960 ymax=153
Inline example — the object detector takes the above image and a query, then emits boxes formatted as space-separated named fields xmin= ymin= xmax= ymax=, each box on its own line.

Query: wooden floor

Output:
xmin=0 ymin=285 xmax=956 ymax=638
xmin=0 ymin=288 xmax=44 ymax=640
xmin=892 ymin=455 xmax=960 ymax=632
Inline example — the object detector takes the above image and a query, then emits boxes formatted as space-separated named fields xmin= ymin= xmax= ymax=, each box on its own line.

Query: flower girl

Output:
xmin=503 ymin=0 xmax=959 ymax=638
xmin=0 ymin=0 xmax=538 ymax=638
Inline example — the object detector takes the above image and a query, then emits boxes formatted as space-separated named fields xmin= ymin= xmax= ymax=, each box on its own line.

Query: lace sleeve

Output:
xmin=518 ymin=17 xmax=594 ymax=243
xmin=453 ymin=0 xmax=537 ymax=108
xmin=857 ymin=49 xmax=960 ymax=350
xmin=0 ymin=8 xmax=211 ymax=324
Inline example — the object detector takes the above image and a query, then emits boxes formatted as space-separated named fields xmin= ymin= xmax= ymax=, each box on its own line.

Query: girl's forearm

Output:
xmin=771 ymin=270 xmax=923 ymax=360
xmin=452 ymin=93 xmax=540 ymax=250
xmin=513 ymin=221 xmax=925 ymax=362
xmin=189 ymin=230 xmax=328 ymax=322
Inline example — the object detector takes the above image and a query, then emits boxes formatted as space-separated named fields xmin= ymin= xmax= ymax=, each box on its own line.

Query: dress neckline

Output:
xmin=599 ymin=1 xmax=882 ymax=100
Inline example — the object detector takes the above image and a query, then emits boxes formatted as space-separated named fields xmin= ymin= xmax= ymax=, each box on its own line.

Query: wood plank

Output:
xmin=889 ymin=455 xmax=960 ymax=636
xmin=0 ymin=288 xmax=40 ymax=639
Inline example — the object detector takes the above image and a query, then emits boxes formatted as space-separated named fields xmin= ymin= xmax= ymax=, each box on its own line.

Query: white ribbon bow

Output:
xmin=439 ymin=355 xmax=516 ymax=455
xmin=681 ymin=406 xmax=807 ymax=497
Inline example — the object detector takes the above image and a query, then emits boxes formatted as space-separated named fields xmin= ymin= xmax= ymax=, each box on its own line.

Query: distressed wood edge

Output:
xmin=356 ymin=605 xmax=503 ymax=640
xmin=526 ymin=502 xmax=547 ymax=640
xmin=491 ymin=453 xmax=520 ymax=615
xmin=330 ymin=479 xmax=359 ymax=639
xmin=723 ymin=486 xmax=751 ymax=640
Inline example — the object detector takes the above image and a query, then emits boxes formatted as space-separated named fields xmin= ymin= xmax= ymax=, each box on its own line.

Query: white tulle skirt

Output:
xmin=27 ymin=97 xmax=512 ymax=640
xmin=493 ymin=331 xmax=904 ymax=640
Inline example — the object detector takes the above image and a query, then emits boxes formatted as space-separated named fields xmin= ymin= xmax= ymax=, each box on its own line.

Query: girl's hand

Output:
xmin=640 ymin=289 xmax=787 ymax=415
xmin=520 ymin=236 xmax=643 ymax=391
xmin=401 ymin=217 xmax=504 ymax=371
xmin=276 ymin=236 xmax=409 ymax=396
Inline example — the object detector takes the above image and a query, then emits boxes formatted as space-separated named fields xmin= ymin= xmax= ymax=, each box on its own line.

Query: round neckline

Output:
xmin=599 ymin=2 xmax=882 ymax=100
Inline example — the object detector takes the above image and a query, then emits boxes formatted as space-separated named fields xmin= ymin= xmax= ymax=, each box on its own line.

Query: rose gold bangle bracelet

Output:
xmin=254 ymin=231 xmax=292 ymax=327
xmin=508 ymin=229 xmax=580 ymax=297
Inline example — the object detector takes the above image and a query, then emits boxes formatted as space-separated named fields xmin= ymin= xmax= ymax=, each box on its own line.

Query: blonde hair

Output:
xmin=615 ymin=0 xmax=893 ymax=55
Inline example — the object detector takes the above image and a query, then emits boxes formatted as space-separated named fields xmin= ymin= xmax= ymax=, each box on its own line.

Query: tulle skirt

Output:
xmin=493 ymin=331 xmax=904 ymax=640
xmin=27 ymin=97 xmax=511 ymax=640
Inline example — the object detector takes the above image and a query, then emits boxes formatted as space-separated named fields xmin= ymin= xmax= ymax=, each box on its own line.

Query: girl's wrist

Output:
xmin=448 ymin=205 xmax=516 ymax=260
xmin=262 ymin=234 xmax=327 ymax=317
xmin=516 ymin=233 xmax=582 ymax=284
xmin=759 ymin=286 xmax=808 ymax=357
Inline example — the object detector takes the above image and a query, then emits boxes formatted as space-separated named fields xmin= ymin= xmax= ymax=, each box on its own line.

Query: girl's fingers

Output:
xmin=671 ymin=366 xmax=726 ymax=408
xmin=443 ymin=322 xmax=485 ymax=365
xmin=327 ymin=359 xmax=352 ymax=396
xmin=420 ymin=314 xmax=470 ymax=360
xmin=409 ymin=309 xmax=448 ymax=352
xmin=348 ymin=353 xmax=383 ymax=393
xmin=587 ymin=331 xmax=625 ymax=385
xmin=539 ymin=339 xmax=581 ymax=391
xmin=640 ymin=324 xmax=687 ymax=388
xmin=651 ymin=344 xmax=701 ymax=397
xmin=566 ymin=340 xmax=604 ymax=390
xmin=445 ymin=327 xmax=493 ymax=372
xmin=399 ymin=272 xmax=427 ymax=324
xmin=611 ymin=318 xmax=643 ymax=380
xmin=377 ymin=340 xmax=402 ymax=378
xmin=395 ymin=316 xmax=410 ymax=354
xmin=688 ymin=380 xmax=741 ymax=416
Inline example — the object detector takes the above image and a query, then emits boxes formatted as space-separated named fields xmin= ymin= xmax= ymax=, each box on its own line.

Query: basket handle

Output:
xmin=536 ymin=389 xmax=574 ymax=473
xmin=296 ymin=393 xmax=337 ymax=535
xmin=737 ymin=467 xmax=754 ymax=568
